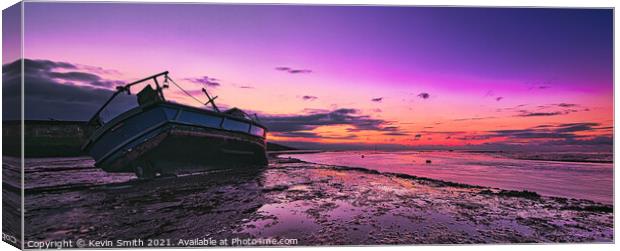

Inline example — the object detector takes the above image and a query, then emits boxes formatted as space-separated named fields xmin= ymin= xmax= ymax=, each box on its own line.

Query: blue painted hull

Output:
xmin=82 ymin=102 xmax=268 ymax=174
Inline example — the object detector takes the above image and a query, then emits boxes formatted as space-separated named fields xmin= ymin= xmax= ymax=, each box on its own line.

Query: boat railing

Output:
xmin=87 ymin=71 xmax=268 ymax=141
xmin=88 ymin=70 xmax=233 ymax=125
xmin=88 ymin=71 xmax=170 ymax=126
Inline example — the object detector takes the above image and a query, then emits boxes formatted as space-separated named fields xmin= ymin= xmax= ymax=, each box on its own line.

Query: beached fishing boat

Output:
xmin=82 ymin=71 xmax=268 ymax=178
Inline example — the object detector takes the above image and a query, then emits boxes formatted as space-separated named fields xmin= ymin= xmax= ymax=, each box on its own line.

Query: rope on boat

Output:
xmin=165 ymin=76 xmax=207 ymax=106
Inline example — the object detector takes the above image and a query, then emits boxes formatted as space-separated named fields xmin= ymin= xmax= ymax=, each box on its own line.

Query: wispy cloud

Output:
xmin=184 ymin=76 xmax=220 ymax=87
xmin=417 ymin=92 xmax=430 ymax=99
xmin=556 ymin=103 xmax=577 ymax=108
xmin=517 ymin=111 xmax=566 ymax=117
xmin=483 ymin=90 xmax=495 ymax=97
xmin=496 ymin=103 xmax=587 ymax=117
xmin=496 ymin=104 xmax=527 ymax=113
xmin=47 ymin=71 xmax=101 ymax=82
xmin=515 ymin=103 xmax=584 ymax=117
xmin=371 ymin=97 xmax=383 ymax=102
xmin=275 ymin=131 xmax=357 ymax=140
xmin=275 ymin=66 xmax=312 ymax=74
xmin=470 ymin=122 xmax=611 ymax=143
xmin=301 ymin=95 xmax=318 ymax=101
xmin=526 ymin=79 xmax=556 ymax=91
xmin=383 ymin=132 xmax=409 ymax=136
xmin=484 ymin=90 xmax=503 ymax=102
xmin=261 ymin=108 xmax=408 ymax=139
xmin=453 ymin=116 xmax=496 ymax=122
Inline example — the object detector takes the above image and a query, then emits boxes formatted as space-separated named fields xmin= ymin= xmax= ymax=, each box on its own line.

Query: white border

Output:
xmin=0 ymin=1 xmax=617 ymax=251
xmin=7 ymin=0 xmax=619 ymax=8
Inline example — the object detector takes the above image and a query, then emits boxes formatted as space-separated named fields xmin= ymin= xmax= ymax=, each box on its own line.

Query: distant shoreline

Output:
xmin=12 ymin=149 xmax=613 ymax=165
xmin=508 ymin=157 xmax=612 ymax=164
xmin=5 ymin=121 xmax=612 ymax=164
xmin=276 ymin=149 xmax=613 ymax=164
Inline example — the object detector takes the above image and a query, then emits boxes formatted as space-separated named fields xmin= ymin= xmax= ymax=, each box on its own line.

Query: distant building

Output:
xmin=2 ymin=120 xmax=95 ymax=157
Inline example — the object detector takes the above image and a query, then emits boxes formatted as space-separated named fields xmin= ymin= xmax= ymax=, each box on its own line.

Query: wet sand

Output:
xmin=21 ymin=156 xmax=613 ymax=246
xmin=284 ymin=151 xmax=614 ymax=204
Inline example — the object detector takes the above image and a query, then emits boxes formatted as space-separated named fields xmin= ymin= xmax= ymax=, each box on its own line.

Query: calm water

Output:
xmin=283 ymin=151 xmax=613 ymax=204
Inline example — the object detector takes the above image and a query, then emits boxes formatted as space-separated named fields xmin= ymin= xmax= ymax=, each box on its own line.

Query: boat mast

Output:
xmin=87 ymin=71 xmax=169 ymax=126
xmin=201 ymin=88 xmax=220 ymax=112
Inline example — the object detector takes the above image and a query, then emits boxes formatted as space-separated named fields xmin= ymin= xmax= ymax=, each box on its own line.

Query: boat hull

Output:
xmin=101 ymin=124 xmax=267 ymax=174
xmin=83 ymin=103 xmax=268 ymax=176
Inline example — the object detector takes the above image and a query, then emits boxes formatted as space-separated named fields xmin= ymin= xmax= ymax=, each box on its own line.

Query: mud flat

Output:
xmin=22 ymin=156 xmax=613 ymax=246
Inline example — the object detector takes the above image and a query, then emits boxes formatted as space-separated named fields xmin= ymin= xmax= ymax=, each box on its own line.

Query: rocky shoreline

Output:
xmin=21 ymin=155 xmax=613 ymax=246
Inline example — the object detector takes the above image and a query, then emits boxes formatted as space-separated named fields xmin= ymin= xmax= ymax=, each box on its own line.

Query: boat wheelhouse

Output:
xmin=82 ymin=71 xmax=268 ymax=178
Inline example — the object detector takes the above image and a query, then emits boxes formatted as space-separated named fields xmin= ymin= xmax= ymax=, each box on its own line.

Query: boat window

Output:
xmin=99 ymin=95 xmax=139 ymax=123
xmin=222 ymin=118 xmax=250 ymax=133
xmin=250 ymin=125 xmax=265 ymax=137
xmin=177 ymin=111 xmax=222 ymax=128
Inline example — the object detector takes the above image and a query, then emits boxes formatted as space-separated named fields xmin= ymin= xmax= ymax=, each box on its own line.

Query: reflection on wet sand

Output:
xmin=284 ymin=151 xmax=614 ymax=203
xmin=24 ymin=156 xmax=613 ymax=245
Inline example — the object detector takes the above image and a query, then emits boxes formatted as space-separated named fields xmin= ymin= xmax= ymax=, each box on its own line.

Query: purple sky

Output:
xmin=22 ymin=4 xmax=612 ymax=83
xmin=6 ymin=3 xmax=614 ymax=150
